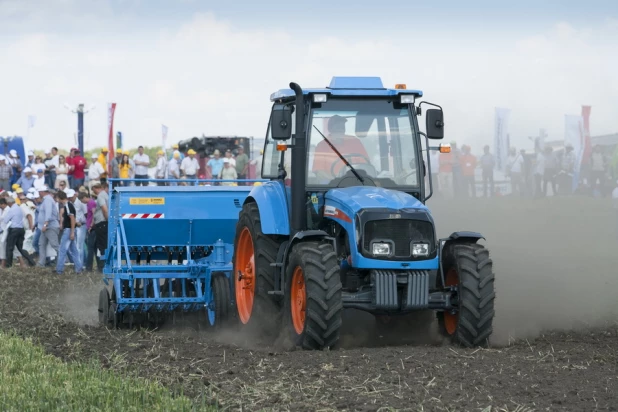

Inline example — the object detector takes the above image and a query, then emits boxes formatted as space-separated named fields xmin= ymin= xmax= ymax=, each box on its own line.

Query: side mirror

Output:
xmin=270 ymin=104 xmax=292 ymax=140
xmin=426 ymin=109 xmax=444 ymax=139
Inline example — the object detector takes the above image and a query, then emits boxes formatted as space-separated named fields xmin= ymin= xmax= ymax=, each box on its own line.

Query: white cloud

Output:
xmin=0 ymin=5 xmax=617 ymax=155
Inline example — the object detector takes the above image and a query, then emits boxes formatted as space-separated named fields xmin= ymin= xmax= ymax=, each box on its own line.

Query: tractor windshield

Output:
xmin=307 ymin=98 xmax=420 ymax=188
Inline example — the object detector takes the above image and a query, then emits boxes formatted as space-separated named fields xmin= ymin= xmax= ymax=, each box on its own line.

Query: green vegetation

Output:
xmin=0 ymin=330 xmax=212 ymax=411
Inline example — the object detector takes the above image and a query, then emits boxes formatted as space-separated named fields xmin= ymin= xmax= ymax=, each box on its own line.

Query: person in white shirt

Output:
xmin=33 ymin=168 xmax=46 ymax=190
xmin=132 ymin=146 xmax=150 ymax=187
xmin=219 ymin=158 xmax=238 ymax=185
xmin=224 ymin=149 xmax=236 ymax=167
xmin=167 ymin=152 xmax=180 ymax=186
xmin=87 ymin=154 xmax=105 ymax=192
xmin=180 ymin=149 xmax=200 ymax=184
xmin=154 ymin=150 xmax=168 ymax=186
xmin=506 ymin=148 xmax=524 ymax=197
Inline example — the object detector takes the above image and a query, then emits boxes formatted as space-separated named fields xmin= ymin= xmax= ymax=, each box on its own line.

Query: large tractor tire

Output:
xmin=232 ymin=202 xmax=282 ymax=336
xmin=437 ymin=242 xmax=495 ymax=347
xmin=282 ymin=241 xmax=343 ymax=350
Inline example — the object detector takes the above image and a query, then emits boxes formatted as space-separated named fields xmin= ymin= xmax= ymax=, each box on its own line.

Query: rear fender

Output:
xmin=245 ymin=182 xmax=290 ymax=236
xmin=438 ymin=231 xmax=485 ymax=287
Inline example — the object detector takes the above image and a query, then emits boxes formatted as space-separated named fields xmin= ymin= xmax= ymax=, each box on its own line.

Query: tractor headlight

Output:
xmin=412 ymin=242 xmax=429 ymax=257
xmin=372 ymin=241 xmax=392 ymax=257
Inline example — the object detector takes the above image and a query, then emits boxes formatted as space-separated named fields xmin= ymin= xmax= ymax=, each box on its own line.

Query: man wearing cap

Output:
xmin=206 ymin=150 xmax=222 ymax=182
xmin=55 ymin=190 xmax=83 ymax=275
xmin=91 ymin=184 xmax=108 ymax=272
xmin=71 ymin=149 xmax=87 ymax=190
xmin=155 ymin=150 xmax=168 ymax=186
xmin=0 ymin=156 xmax=12 ymax=191
xmin=36 ymin=185 xmax=60 ymax=267
xmin=312 ymin=115 xmax=370 ymax=181
xmin=33 ymin=168 xmax=46 ymax=190
xmin=23 ymin=150 xmax=35 ymax=173
xmin=98 ymin=148 xmax=109 ymax=172
xmin=235 ymin=146 xmax=249 ymax=184
xmin=87 ymin=154 xmax=105 ymax=192
xmin=132 ymin=146 xmax=150 ymax=187
xmin=7 ymin=150 xmax=22 ymax=186
xmin=182 ymin=149 xmax=200 ymax=181
xmin=2 ymin=196 xmax=35 ymax=268
xmin=16 ymin=168 xmax=35 ymax=193
xmin=169 ymin=144 xmax=185 ymax=162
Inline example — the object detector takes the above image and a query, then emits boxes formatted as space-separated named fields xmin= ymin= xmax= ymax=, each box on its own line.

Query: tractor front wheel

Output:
xmin=283 ymin=241 xmax=343 ymax=350
xmin=437 ymin=242 xmax=495 ymax=347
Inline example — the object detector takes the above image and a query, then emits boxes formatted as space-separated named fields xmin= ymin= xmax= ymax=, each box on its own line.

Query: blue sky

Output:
xmin=0 ymin=0 xmax=617 ymax=153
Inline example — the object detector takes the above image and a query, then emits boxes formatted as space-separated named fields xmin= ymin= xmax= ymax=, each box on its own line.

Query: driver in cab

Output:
xmin=312 ymin=115 xmax=369 ymax=181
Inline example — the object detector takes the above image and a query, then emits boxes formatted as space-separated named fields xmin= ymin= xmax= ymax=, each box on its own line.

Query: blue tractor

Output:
xmin=232 ymin=77 xmax=495 ymax=349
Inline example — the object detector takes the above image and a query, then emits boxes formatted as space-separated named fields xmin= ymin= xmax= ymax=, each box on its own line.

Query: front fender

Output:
xmin=245 ymin=181 xmax=290 ymax=236
xmin=438 ymin=231 xmax=486 ymax=287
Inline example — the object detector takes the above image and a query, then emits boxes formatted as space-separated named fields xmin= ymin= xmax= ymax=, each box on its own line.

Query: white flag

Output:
xmin=28 ymin=115 xmax=36 ymax=128
xmin=494 ymin=107 xmax=511 ymax=172
xmin=162 ymin=124 xmax=169 ymax=150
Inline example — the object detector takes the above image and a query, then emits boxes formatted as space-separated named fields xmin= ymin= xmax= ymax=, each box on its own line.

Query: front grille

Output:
xmin=362 ymin=219 xmax=435 ymax=259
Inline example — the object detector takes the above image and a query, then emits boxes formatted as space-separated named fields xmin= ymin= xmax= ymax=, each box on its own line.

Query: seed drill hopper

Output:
xmin=98 ymin=182 xmax=251 ymax=328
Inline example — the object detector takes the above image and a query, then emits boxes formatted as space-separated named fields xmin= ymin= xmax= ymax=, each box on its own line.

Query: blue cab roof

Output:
xmin=269 ymin=76 xmax=423 ymax=102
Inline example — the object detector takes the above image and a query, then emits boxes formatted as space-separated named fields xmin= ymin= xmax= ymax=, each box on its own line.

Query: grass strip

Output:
xmin=0 ymin=330 xmax=213 ymax=411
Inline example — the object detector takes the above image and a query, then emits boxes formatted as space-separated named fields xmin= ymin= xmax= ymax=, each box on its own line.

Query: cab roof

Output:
xmin=269 ymin=76 xmax=423 ymax=102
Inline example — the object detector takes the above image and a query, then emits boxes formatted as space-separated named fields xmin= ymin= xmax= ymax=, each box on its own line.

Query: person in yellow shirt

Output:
xmin=98 ymin=148 xmax=109 ymax=174
xmin=119 ymin=153 xmax=133 ymax=186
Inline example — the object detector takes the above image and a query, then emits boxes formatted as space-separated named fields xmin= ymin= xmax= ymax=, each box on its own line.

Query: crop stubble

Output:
xmin=0 ymin=197 xmax=617 ymax=411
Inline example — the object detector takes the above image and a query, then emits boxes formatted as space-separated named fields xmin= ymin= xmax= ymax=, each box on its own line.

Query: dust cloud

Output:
xmin=429 ymin=194 xmax=618 ymax=346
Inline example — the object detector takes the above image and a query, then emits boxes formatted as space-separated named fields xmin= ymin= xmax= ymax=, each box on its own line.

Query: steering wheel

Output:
xmin=330 ymin=153 xmax=374 ymax=178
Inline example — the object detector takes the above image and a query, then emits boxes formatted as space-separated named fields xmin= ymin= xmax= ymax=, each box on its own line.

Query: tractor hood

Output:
xmin=325 ymin=186 xmax=428 ymax=214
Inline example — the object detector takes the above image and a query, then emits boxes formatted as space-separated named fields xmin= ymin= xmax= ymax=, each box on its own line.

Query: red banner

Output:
xmin=581 ymin=105 xmax=591 ymax=165
xmin=108 ymin=103 xmax=116 ymax=175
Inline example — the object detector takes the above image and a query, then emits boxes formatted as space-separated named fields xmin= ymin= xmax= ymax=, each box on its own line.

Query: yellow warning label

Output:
xmin=129 ymin=198 xmax=165 ymax=205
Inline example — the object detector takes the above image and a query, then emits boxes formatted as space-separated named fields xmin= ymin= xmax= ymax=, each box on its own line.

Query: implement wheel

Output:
xmin=232 ymin=202 xmax=282 ymax=334
xmin=98 ymin=288 xmax=110 ymax=327
xmin=437 ymin=242 xmax=495 ymax=347
xmin=209 ymin=274 xmax=232 ymax=329
xmin=283 ymin=241 xmax=343 ymax=350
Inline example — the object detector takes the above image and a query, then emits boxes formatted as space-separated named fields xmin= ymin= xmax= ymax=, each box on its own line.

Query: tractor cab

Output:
xmin=262 ymin=77 xmax=445 ymax=231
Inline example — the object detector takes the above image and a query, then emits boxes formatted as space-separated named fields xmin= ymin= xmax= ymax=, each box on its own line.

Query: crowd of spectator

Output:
xmin=110 ymin=144 xmax=261 ymax=187
xmin=430 ymin=142 xmax=618 ymax=199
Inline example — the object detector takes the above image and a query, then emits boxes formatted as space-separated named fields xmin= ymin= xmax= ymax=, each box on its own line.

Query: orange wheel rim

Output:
xmin=235 ymin=227 xmax=255 ymax=324
xmin=291 ymin=266 xmax=306 ymax=334
xmin=443 ymin=268 xmax=459 ymax=335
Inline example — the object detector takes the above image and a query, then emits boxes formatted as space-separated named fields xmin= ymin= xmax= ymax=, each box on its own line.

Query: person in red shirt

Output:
xmin=459 ymin=144 xmax=477 ymax=197
xmin=66 ymin=148 xmax=77 ymax=188
xmin=312 ymin=115 xmax=369 ymax=181
xmin=70 ymin=149 xmax=87 ymax=190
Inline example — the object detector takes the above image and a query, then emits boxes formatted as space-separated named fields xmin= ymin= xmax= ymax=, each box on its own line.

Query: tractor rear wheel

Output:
xmin=232 ymin=202 xmax=282 ymax=335
xmin=209 ymin=273 xmax=232 ymax=329
xmin=283 ymin=241 xmax=343 ymax=350
xmin=437 ymin=242 xmax=495 ymax=347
